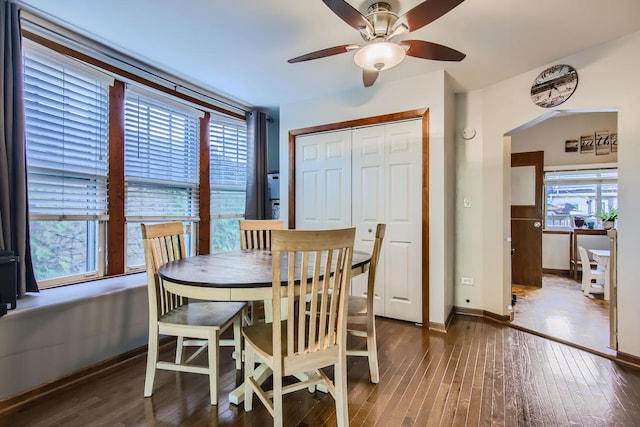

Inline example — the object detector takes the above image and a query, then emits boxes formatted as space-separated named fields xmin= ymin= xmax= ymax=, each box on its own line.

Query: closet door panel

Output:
xmin=352 ymin=126 xmax=385 ymax=313
xmin=383 ymin=120 xmax=422 ymax=323
xmin=295 ymin=130 xmax=351 ymax=230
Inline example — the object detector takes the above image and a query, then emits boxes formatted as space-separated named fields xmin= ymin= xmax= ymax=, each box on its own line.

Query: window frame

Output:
xmin=20 ymin=24 xmax=249 ymax=288
xmin=123 ymin=87 xmax=203 ymax=271
xmin=209 ymin=115 xmax=248 ymax=253
xmin=23 ymin=42 xmax=112 ymax=288
xmin=544 ymin=165 xmax=618 ymax=229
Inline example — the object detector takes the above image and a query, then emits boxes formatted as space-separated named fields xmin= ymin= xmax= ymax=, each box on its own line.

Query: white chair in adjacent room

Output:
xmin=578 ymin=246 xmax=606 ymax=298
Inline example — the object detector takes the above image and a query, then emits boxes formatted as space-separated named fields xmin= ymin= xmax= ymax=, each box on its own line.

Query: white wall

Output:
xmin=543 ymin=233 xmax=608 ymax=271
xmin=0 ymin=275 xmax=148 ymax=400
xmin=279 ymin=70 xmax=454 ymax=326
xmin=456 ymin=30 xmax=640 ymax=357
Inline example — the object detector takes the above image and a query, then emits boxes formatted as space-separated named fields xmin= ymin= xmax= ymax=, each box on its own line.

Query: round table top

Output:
xmin=158 ymin=249 xmax=371 ymax=289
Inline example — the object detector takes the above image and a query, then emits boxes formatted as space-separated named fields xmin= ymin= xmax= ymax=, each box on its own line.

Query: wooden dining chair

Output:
xmin=346 ymin=223 xmax=386 ymax=384
xmin=243 ymin=228 xmax=356 ymax=427
xmin=578 ymin=246 xmax=606 ymax=297
xmin=239 ymin=219 xmax=284 ymax=323
xmin=239 ymin=219 xmax=284 ymax=251
xmin=141 ymin=222 xmax=246 ymax=405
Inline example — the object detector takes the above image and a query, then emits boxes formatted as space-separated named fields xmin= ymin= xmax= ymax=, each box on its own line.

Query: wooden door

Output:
xmin=295 ymin=130 xmax=352 ymax=230
xmin=352 ymin=120 xmax=422 ymax=323
xmin=511 ymin=151 xmax=544 ymax=287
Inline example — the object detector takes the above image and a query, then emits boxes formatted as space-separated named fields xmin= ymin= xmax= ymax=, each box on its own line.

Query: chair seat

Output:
xmin=243 ymin=319 xmax=331 ymax=360
xmin=160 ymin=301 xmax=246 ymax=328
xmin=347 ymin=295 xmax=367 ymax=315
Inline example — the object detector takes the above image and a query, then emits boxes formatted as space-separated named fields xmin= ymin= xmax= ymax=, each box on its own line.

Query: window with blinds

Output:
xmin=124 ymin=89 xmax=200 ymax=267
xmin=209 ymin=116 xmax=248 ymax=251
xmin=544 ymin=167 xmax=618 ymax=228
xmin=23 ymin=45 xmax=111 ymax=285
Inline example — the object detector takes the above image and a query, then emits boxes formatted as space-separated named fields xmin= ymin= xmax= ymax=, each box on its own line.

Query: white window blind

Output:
xmin=544 ymin=168 xmax=618 ymax=185
xmin=24 ymin=48 xmax=110 ymax=219
xmin=124 ymin=90 xmax=200 ymax=220
xmin=210 ymin=116 xmax=248 ymax=218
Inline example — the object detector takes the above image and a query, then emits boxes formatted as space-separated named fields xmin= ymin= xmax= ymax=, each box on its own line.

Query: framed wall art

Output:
xmin=580 ymin=134 xmax=595 ymax=153
xmin=611 ymin=133 xmax=618 ymax=152
xmin=565 ymin=139 xmax=579 ymax=152
xmin=595 ymin=130 xmax=610 ymax=155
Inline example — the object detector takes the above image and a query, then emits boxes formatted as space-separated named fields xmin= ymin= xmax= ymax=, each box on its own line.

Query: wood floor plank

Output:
xmin=450 ymin=315 xmax=483 ymax=427
xmin=549 ymin=339 xmax=598 ymax=426
xmin=438 ymin=316 xmax=479 ymax=426
xmin=392 ymin=327 xmax=447 ymax=426
xmin=423 ymin=323 xmax=466 ymax=426
xmin=502 ymin=327 xmax=524 ymax=426
xmin=581 ymin=347 xmax=640 ymax=419
xmin=478 ymin=321 xmax=497 ymax=427
xmin=530 ymin=328 xmax=571 ymax=426
xmin=413 ymin=317 xmax=469 ymax=426
xmin=490 ymin=322 xmax=508 ymax=427
xmin=3 ymin=315 xmax=640 ymax=427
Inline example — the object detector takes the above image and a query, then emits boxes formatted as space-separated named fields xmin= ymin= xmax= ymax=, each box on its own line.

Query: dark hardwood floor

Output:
xmin=2 ymin=315 xmax=640 ymax=426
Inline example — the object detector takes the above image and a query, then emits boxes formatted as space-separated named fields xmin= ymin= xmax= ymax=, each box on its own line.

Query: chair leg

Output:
xmin=334 ymin=356 xmax=349 ymax=427
xmin=244 ymin=345 xmax=255 ymax=411
xmin=144 ymin=330 xmax=159 ymax=397
xmin=273 ymin=368 xmax=283 ymax=427
xmin=175 ymin=336 xmax=184 ymax=364
xmin=233 ymin=316 xmax=242 ymax=370
xmin=366 ymin=318 xmax=380 ymax=384
xmin=208 ymin=330 xmax=220 ymax=405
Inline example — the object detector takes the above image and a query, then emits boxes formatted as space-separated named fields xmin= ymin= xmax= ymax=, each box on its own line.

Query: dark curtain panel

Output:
xmin=244 ymin=110 xmax=268 ymax=220
xmin=0 ymin=1 xmax=38 ymax=294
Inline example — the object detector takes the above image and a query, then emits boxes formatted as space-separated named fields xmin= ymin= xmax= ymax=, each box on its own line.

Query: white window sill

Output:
xmin=5 ymin=273 xmax=147 ymax=317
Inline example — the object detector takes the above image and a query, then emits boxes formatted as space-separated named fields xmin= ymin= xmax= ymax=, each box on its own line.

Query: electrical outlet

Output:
xmin=461 ymin=277 xmax=474 ymax=285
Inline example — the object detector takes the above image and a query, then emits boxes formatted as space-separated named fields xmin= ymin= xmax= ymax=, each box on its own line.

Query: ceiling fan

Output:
xmin=288 ymin=0 xmax=466 ymax=87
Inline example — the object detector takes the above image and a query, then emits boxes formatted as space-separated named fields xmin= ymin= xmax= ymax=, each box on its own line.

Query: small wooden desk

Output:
xmin=158 ymin=249 xmax=372 ymax=404
xmin=569 ymin=228 xmax=608 ymax=280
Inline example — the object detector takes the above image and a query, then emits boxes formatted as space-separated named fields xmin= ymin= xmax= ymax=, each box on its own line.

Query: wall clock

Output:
xmin=530 ymin=64 xmax=578 ymax=108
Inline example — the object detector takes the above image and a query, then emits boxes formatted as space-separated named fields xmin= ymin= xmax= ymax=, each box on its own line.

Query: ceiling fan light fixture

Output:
xmin=353 ymin=41 xmax=406 ymax=71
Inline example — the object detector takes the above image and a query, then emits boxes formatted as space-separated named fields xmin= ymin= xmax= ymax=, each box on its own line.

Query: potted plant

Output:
xmin=597 ymin=207 xmax=618 ymax=229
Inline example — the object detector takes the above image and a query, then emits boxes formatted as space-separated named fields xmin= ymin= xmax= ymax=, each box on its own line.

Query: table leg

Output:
xmin=229 ymin=363 xmax=272 ymax=405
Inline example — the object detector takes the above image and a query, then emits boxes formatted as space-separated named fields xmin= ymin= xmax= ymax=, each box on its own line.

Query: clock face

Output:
xmin=530 ymin=64 xmax=578 ymax=108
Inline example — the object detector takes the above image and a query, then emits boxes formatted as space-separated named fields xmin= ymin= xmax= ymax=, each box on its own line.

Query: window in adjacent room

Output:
xmin=23 ymin=43 xmax=112 ymax=287
xmin=544 ymin=167 xmax=618 ymax=228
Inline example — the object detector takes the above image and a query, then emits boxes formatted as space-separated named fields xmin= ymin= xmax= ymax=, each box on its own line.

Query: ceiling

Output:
xmin=18 ymin=0 xmax=640 ymax=118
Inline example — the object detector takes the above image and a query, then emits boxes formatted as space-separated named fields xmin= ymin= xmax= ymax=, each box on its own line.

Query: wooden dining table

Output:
xmin=158 ymin=248 xmax=372 ymax=405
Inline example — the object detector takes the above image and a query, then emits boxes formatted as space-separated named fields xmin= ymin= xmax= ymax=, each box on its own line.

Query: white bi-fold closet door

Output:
xmin=295 ymin=119 xmax=422 ymax=323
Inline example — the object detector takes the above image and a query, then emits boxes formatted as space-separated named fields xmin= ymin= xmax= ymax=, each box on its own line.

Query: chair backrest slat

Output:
xmin=365 ymin=224 xmax=386 ymax=312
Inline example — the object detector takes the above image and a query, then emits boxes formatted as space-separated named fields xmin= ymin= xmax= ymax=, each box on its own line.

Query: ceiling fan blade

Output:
xmin=288 ymin=44 xmax=359 ymax=63
xmin=363 ymin=69 xmax=379 ymax=87
xmin=322 ymin=0 xmax=373 ymax=32
xmin=401 ymin=40 xmax=466 ymax=61
xmin=396 ymin=0 xmax=465 ymax=32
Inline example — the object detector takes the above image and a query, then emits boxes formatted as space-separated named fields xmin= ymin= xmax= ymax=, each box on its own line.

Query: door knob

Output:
xmin=534 ymin=221 xmax=541 ymax=228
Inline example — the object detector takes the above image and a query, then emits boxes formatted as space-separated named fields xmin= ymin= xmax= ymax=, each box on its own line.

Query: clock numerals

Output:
xmin=531 ymin=65 xmax=578 ymax=108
